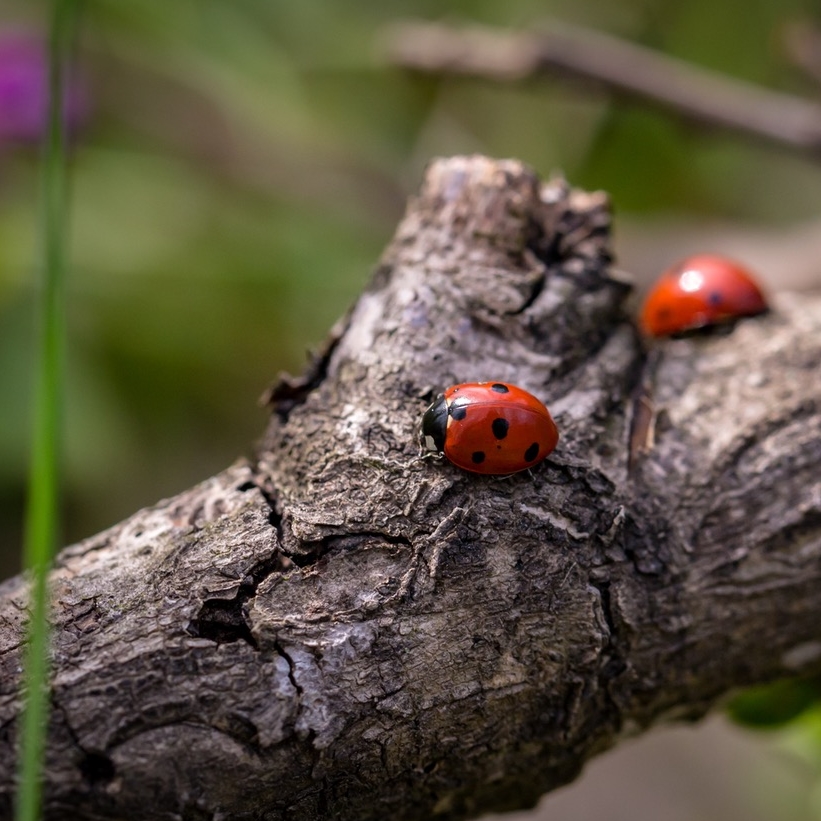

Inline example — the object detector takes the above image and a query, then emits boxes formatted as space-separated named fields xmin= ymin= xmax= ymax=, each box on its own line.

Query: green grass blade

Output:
xmin=16 ymin=2 xmax=80 ymax=819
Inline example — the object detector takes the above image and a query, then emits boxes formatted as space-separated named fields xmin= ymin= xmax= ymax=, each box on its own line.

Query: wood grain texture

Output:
xmin=0 ymin=155 xmax=819 ymax=821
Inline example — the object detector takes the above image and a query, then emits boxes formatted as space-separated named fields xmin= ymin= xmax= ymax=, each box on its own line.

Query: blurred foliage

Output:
xmin=0 ymin=0 xmax=820 ymax=578
xmin=726 ymin=684 xmax=821 ymax=821
xmin=729 ymin=676 xmax=821 ymax=728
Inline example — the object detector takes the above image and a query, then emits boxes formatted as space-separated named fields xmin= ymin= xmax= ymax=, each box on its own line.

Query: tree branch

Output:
xmin=1 ymin=155 xmax=820 ymax=820
xmin=381 ymin=20 xmax=821 ymax=159
xmin=782 ymin=19 xmax=821 ymax=88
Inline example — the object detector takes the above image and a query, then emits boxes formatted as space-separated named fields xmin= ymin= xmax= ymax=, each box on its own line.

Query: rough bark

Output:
xmin=1 ymin=155 xmax=820 ymax=821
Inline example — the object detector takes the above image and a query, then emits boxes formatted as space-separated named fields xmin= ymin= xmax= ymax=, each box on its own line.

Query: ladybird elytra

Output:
xmin=640 ymin=254 xmax=768 ymax=337
xmin=419 ymin=381 xmax=559 ymax=475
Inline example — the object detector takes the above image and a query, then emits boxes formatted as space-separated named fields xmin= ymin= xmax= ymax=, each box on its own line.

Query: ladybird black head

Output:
xmin=420 ymin=395 xmax=448 ymax=455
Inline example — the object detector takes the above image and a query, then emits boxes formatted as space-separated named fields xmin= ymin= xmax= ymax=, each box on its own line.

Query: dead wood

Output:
xmin=1 ymin=155 xmax=820 ymax=821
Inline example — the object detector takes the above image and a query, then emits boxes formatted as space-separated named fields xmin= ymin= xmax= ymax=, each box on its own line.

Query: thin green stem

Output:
xmin=16 ymin=2 xmax=79 ymax=819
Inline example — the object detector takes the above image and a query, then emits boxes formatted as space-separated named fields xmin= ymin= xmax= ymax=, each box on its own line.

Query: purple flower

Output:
xmin=0 ymin=30 xmax=89 ymax=144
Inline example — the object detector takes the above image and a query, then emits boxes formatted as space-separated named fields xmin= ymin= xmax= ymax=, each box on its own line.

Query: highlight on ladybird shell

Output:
xmin=419 ymin=381 xmax=558 ymax=475
xmin=640 ymin=254 xmax=768 ymax=337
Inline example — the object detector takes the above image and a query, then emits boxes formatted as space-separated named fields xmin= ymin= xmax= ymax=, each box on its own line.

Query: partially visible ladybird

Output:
xmin=419 ymin=381 xmax=559 ymax=475
xmin=640 ymin=254 xmax=768 ymax=337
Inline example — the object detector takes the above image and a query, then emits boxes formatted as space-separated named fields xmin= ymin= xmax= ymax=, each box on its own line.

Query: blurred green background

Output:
xmin=2 ymin=1 xmax=821 ymax=817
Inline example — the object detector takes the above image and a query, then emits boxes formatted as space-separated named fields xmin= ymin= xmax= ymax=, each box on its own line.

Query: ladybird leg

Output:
xmin=489 ymin=467 xmax=538 ymax=481
xmin=404 ymin=454 xmax=435 ymax=469
xmin=419 ymin=451 xmax=446 ymax=463
xmin=489 ymin=465 xmax=545 ymax=480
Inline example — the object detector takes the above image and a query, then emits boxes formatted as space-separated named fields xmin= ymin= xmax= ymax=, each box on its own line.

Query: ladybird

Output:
xmin=640 ymin=254 xmax=768 ymax=337
xmin=419 ymin=382 xmax=559 ymax=475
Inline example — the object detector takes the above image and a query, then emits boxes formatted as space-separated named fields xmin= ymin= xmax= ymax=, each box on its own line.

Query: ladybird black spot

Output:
xmin=490 ymin=383 xmax=509 ymax=393
xmin=656 ymin=307 xmax=672 ymax=320
xmin=450 ymin=402 xmax=468 ymax=421
xmin=524 ymin=442 xmax=540 ymax=462
xmin=491 ymin=417 xmax=509 ymax=439
xmin=708 ymin=291 xmax=723 ymax=306
xmin=471 ymin=451 xmax=486 ymax=464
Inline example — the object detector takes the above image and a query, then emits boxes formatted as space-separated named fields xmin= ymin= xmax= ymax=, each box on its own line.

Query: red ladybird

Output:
xmin=419 ymin=382 xmax=559 ymax=475
xmin=640 ymin=254 xmax=768 ymax=337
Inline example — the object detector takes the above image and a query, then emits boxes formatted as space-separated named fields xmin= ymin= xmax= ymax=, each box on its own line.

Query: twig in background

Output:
xmin=781 ymin=19 xmax=821 ymax=88
xmin=381 ymin=19 xmax=821 ymax=160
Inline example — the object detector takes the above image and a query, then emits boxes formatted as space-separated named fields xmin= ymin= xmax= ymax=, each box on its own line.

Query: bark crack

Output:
xmin=53 ymin=700 xmax=117 ymax=789
xmin=187 ymin=546 xmax=290 ymax=648
xmin=273 ymin=642 xmax=303 ymax=699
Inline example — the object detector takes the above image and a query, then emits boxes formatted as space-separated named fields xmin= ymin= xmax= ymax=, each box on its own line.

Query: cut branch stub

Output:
xmin=0 ymin=155 xmax=819 ymax=821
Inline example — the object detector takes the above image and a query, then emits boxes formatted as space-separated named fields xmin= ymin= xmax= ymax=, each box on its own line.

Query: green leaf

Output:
xmin=16 ymin=2 xmax=80 ymax=820
xmin=727 ymin=677 xmax=821 ymax=729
